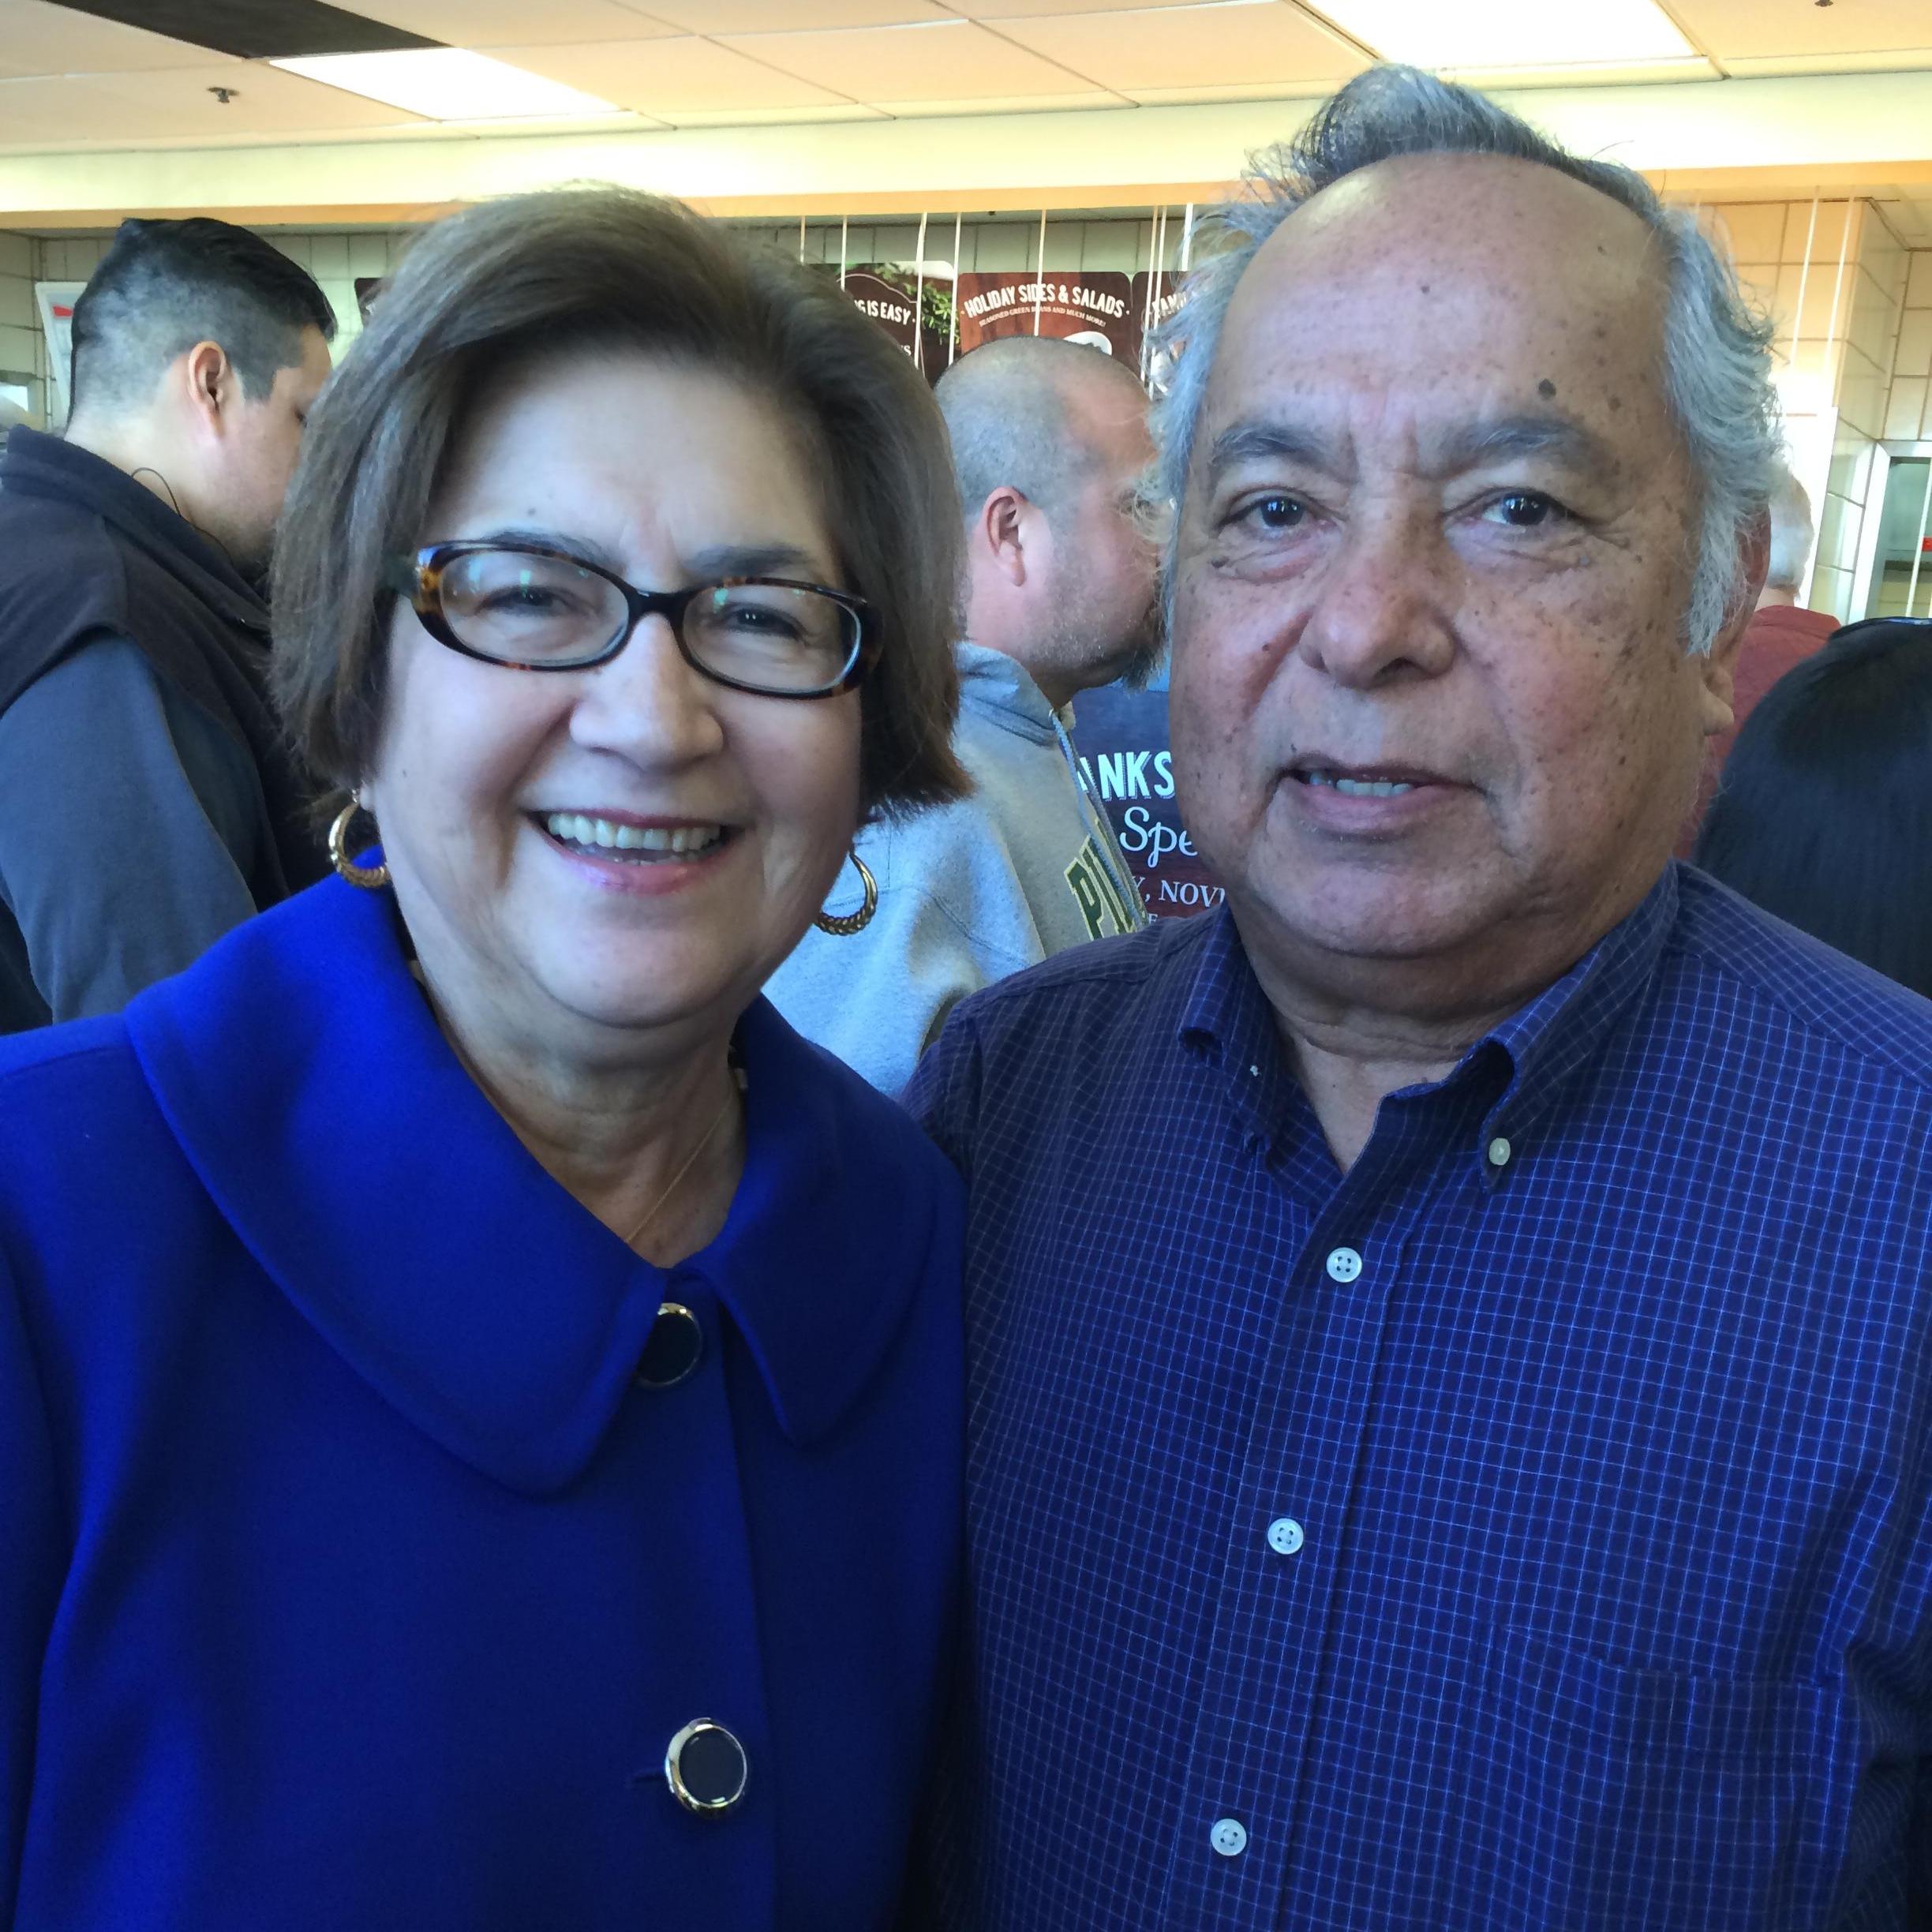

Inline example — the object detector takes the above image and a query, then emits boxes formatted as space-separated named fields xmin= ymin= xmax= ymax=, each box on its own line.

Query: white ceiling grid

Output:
xmin=0 ymin=0 xmax=1927 ymax=151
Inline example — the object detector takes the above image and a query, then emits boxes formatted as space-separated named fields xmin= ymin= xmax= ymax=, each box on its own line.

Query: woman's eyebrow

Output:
xmin=462 ymin=526 xmax=624 ymax=572
xmin=683 ymin=541 xmax=827 ymax=581
xmin=448 ymin=530 xmax=829 ymax=583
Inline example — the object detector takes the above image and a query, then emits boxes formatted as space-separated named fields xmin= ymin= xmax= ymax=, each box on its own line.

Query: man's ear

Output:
xmin=976 ymin=485 xmax=1033 ymax=589
xmin=181 ymin=339 xmax=235 ymax=436
xmin=1697 ymin=508 xmax=1771 ymax=738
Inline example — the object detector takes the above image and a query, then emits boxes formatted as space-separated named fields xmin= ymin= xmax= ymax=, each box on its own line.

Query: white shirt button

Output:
xmin=1210 ymin=1817 xmax=1249 ymax=1858
xmin=1487 ymin=1136 xmax=1512 ymax=1168
xmin=1267 ymin=1515 xmax=1305 ymax=1556
xmin=1325 ymin=1246 xmax=1362 ymax=1283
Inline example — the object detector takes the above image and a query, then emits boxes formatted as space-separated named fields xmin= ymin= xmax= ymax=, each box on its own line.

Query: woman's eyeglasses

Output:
xmin=384 ymin=542 xmax=880 ymax=699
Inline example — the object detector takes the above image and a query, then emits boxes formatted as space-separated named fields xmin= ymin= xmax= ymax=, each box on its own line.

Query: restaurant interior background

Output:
xmin=2 ymin=0 xmax=1930 ymax=914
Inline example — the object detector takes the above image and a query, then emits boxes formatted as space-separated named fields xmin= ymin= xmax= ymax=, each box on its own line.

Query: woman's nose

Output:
xmin=568 ymin=613 xmax=727 ymax=766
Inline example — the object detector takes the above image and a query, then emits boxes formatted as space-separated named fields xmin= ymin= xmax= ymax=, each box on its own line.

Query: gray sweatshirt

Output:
xmin=766 ymin=641 xmax=1145 ymax=1095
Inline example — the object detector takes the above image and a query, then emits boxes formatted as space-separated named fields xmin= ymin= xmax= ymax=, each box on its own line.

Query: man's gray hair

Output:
xmin=1151 ymin=66 xmax=1782 ymax=655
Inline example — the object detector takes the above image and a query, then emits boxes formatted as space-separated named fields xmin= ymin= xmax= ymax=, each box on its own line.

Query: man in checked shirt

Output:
xmin=906 ymin=63 xmax=1932 ymax=1932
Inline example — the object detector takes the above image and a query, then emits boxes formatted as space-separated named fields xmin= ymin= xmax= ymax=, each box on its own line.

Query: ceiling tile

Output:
xmin=665 ymin=102 xmax=889 ymax=125
xmin=1665 ymin=0 xmax=1932 ymax=62
xmin=640 ymin=2 xmax=955 ymax=28
xmin=0 ymin=62 xmax=429 ymax=148
xmin=1717 ymin=47 xmax=1932 ymax=78
xmin=1314 ymin=0 xmax=1694 ymax=66
xmin=717 ymin=18 xmax=1115 ymax=102
xmin=1120 ymin=78 xmax=1339 ymax=104
xmin=496 ymin=36 xmax=856 ymax=114
xmin=871 ymin=88 xmax=1125 ymax=114
xmin=996 ymin=2 xmax=1364 ymax=93
xmin=0 ymin=0 xmax=238 ymax=77
xmin=338 ymin=1 xmax=678 ymax=46
xmin=953 ymin=0 xmax=1258 ymax=12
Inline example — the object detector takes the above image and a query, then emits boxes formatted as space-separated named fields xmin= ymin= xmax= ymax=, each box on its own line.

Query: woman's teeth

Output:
xmin=542 ymin=813 xmax=726 ymax=856
xmin=1303 ymin=773 xmax=1416 ymax=797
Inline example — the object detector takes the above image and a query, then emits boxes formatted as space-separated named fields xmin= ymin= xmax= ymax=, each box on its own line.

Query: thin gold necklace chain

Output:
xmin=623 ymin=1070 xmax=743 ymax=1251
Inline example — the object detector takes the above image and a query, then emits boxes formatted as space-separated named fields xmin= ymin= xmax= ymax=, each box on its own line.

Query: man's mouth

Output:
xmin=537 ymin=812 xmax=734 ymax=861
xmin=1297 ymin=770 xmax=1417 ymax=799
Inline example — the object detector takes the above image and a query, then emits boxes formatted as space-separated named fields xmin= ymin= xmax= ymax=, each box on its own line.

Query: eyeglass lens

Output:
xmin=435 ymin=549 xmax=857 ymax=691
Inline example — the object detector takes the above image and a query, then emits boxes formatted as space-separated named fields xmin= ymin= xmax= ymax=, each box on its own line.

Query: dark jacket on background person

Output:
xmin=0 ymin=426 xmax=326 ymax=1032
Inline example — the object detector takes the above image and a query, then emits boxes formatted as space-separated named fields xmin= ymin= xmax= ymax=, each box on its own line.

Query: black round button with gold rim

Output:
xmin=634 ymin=1301 xmax=703 ymax=1390
xmin=665 ymin=1719 xmax=748 ymax=1814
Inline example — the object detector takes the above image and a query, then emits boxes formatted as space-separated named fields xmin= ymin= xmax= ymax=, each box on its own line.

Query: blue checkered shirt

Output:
xmin=905 ymin=864 xmax=1932 ymax=1930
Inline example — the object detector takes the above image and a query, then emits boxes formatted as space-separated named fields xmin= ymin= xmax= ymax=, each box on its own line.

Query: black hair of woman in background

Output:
xmin=1694 ymin=616 xmax=1932 ymax=1002
xmin=0 ymin=186 xmax=972 ymax=1929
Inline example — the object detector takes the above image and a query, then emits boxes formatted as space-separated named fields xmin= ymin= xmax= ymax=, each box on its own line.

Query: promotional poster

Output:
xmin=955 ymin=269 xmax=1138 ymax=362
xmin=1070 ymin=675 xmax=1221 ymax=919
xmin=829 ymin=264 xmax=952 ymax=382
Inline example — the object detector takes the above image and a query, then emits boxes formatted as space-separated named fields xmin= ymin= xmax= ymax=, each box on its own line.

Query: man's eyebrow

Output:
xmin=1202 ymin=410 xmax=1619 ymax=486
xmin=1204 ymin=420 xmax=1342 ymax=485
xmin=1425 ymin=411 xmax=1618 ymax=476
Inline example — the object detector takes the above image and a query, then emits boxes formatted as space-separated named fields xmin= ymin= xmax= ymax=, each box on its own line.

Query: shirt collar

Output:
xmin=1178 ymin=867 xmax=1681 ymax=1173
xmin=122 ymin=878 xmax=935 ymax=1493
xmin=1470 ymin=865 xmax=1679 ymax=1148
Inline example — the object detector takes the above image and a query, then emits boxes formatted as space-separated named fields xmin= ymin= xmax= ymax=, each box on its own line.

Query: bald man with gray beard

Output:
xmin=766 ymin=335 xmax=1161 ymax=1095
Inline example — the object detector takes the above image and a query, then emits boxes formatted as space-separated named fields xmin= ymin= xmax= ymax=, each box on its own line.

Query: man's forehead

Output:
xmin=1208 ymin=152 xmax=1666 ymax=416
xmin=1249 ymin=150 xmax=1652 ymax=293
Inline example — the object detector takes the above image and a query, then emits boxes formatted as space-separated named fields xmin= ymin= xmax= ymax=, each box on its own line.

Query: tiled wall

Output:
xmin=1881 ymin=251 xmax=1932 ymax=440
xmin=0 ymin=232 xmax=39 ymax=418
xmin=1692 ymin=197 xmax=1908 ymax=622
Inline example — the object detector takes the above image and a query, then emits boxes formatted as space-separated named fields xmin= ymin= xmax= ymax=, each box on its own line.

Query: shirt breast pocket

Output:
xmin=1449 ymin=1620 xmax=1858 ymax=1929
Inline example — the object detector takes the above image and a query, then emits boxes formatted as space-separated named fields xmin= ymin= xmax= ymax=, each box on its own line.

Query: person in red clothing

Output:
xmin=1680 ymin=466 xmax=1839 ymax=850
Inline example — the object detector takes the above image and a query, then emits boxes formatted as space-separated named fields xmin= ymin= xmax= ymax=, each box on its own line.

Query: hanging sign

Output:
xmin=953 ymin=270 xmax=1139 ymax=363
xmin=826 ymin=264 xmax=953 ymax=384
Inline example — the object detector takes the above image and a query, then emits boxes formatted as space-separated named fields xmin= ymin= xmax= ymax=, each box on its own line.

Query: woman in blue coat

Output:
xmin=0 ymin=188 xmax=970 ymax=1930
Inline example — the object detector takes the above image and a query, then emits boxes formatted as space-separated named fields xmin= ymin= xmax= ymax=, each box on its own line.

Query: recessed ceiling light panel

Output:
xmin=271 ymin=47 xmax=620 ymax=121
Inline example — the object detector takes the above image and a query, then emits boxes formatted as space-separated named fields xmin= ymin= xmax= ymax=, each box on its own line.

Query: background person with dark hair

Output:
xmin=1695 ymin=616 xmax=1932 ymax=1001
xmin=0 ymin=216 xmax=335 ymax=1032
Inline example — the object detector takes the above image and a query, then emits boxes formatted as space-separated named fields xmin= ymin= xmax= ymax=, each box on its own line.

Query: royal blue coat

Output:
xmin=0 ymin=878 xmax=964 ymax=1930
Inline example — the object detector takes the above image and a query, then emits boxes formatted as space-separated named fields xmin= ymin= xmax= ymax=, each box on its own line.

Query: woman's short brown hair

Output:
xmin=272 ymin=185 xmax=968 ymax=818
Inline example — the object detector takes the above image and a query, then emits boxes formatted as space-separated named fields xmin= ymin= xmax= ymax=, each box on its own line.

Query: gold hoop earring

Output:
xmin=814 ymin=851 xmax=877 ymax=936
xmin=328 ymin=796 xmax=391 ymax=890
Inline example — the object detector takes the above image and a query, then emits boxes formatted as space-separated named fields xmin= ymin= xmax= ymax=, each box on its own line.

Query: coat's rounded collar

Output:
xmin=124 ymin=878 xmax=940 ymax=1492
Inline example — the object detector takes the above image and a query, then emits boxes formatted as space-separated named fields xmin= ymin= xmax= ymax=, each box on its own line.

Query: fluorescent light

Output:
xmin=271 ymin=49 xmax=620 ymax=122
xmin=1313 ymin=0 xmax=1694 ymax=71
